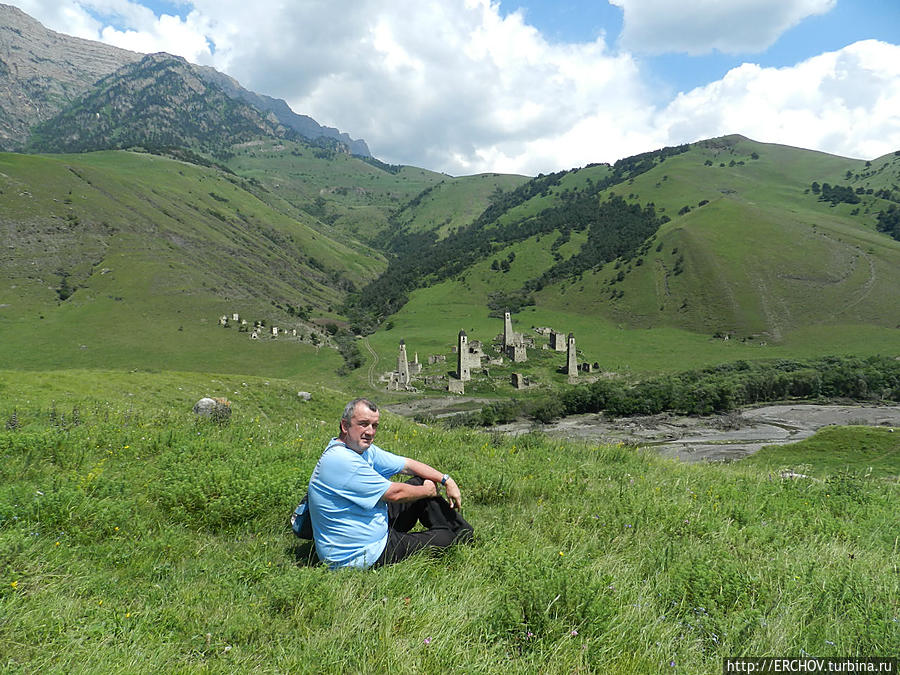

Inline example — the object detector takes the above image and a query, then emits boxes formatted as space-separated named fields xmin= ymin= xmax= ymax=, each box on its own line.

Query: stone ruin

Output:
xmin=456 ymin=330 xmax=485 ymax=382
xmin=215 ymin=311 xmax=327 ymax=346
xmin=549 ymin=329 xmax=568 ymax=352
xmin=566 ymin=333 xmax=578 ymax=383
xmin=511 ymin=372 xmax=530 ymax=390
xmin=386 ymin=340 xmax=421 ymax=392
xmin=389 ymin=313 xmax=596 ymax=396
xmin=503 ymin=311 xmax=528 ymax=362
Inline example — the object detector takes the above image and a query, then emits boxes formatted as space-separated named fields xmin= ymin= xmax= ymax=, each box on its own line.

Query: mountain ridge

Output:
xmin=0 ymin=3 xmax=369 ymax=155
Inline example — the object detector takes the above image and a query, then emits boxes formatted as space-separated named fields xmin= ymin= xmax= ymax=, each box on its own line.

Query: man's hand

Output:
xmin=444 ymin=478 xmax=462 ymax=510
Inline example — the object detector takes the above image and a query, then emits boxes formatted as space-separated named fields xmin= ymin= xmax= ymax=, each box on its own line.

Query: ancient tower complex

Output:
xmin=566 ymin=333 xmax=578 ymax=383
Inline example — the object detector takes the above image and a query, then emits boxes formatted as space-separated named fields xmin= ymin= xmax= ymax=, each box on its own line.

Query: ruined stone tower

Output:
xmin=566 ymin=332 xmax=578 ymax=383
xmin=503 ymin=310 xmax=527 ymax=362
xmin=503 ymin=311 xmax=515 ymax=349
xmin=457 ymin=330 xmax=470 ymax=381
xmin=549 ymin=329 xmax=567 ymax=351
xmin=397 ymin=340 xmax=410 ymax=386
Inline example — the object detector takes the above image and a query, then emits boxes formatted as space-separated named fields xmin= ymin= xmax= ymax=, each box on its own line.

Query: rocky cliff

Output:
xmin=0 ymin=3 xmax=140 ymax=149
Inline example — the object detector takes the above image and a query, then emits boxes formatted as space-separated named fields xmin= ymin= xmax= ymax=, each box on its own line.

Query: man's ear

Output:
xmin=339 ymin=419 xmax=349 ymax=434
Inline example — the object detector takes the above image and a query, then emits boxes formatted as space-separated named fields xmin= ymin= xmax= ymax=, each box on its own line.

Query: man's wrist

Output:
xmin=440 ymin=473 xmax=450 ymax=486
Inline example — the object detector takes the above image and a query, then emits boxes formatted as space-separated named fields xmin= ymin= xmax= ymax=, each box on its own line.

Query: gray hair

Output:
xmin=341 ymin=398 xmax=378 ymax=426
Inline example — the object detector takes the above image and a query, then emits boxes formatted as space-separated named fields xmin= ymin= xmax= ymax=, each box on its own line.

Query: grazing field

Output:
xmin=1 ymin=371 xmax=896 ymax=673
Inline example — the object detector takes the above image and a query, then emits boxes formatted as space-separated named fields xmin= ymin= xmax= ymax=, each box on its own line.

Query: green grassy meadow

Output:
xmin=1 ymin=372 xmax=897 ymax=673
xmin=741 ymin=425 xmax=900 ymax=480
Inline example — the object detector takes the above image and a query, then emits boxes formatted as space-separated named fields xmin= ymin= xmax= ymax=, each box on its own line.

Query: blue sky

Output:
xmin=11 ymin=0 xmax=900 ymax=175
xmin=509 ymin=0 xmax=899 ymax=97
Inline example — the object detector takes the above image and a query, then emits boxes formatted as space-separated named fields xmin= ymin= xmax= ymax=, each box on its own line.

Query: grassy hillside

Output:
xmin=351 ymin=137 xmax=900 ymax=387
xmin=741 ymin=425 xmax=900 ymax=479
xmin=0 ymin=150 xmax=377 ymax=378
xmin=1 ymin=374 xmax=896 ymax=673
xmin=389 ymin=172 xmax=531 ymax=241
xmin=225 ymin=139 xmax=450 ymax=244
xmin=581 ymin=136 xmax=900 ymax=338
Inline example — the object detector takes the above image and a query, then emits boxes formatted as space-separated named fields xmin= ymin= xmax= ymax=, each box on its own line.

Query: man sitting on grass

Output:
xmin=307 ymin=397 xmax=473 ymax=569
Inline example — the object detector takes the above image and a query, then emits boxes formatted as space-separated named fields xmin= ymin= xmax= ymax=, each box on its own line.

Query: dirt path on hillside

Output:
xmin=363 ymin=338 xmax=380 ymax=390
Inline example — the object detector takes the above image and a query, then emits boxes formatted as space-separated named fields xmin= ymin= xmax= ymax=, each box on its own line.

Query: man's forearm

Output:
xmin=382 ymin=479 xmax=436 ymax=503
xmin=401 ymin=458 xmax=446 ymax=483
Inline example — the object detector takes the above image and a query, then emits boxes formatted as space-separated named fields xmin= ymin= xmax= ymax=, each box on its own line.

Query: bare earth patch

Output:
xmin=390 ymin=401 xmax=900 ymax=464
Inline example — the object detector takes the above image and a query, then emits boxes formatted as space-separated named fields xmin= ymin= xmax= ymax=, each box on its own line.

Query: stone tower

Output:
xmin=503 ymin=311 xmax=515 ymax=349
xmin=567 ymin=332 xmax=578 ymax=382
xmin=397 ymin=340 xmax=410 ymax=386
xmin=457 ymin=330 xmax=470 ymax=381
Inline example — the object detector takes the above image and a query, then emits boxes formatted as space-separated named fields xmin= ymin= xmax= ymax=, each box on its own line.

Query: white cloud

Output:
xmin=609 ymin=0 xmax=836 ymax=55
xmin=186 ymin=0 xmax=656 ymax=175
xmin=5 ymin=1 xmax=900 ymax=174
xmin=657 ymin=40 xmax=900 ymax=160
xmin=10 ymin=0 xmax=104 ymax=39
xmin=100 ymin=11 xmax=214 ymax=63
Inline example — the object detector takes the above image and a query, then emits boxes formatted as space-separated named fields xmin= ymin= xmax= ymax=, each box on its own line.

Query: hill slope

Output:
xmin=0 ymin=150 xmax=380 ymax=376
xmin=358 ymin=136 xmax=900 ymax=342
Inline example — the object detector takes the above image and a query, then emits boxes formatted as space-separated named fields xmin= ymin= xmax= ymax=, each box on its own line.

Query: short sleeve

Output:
xmin=368 ymin=444 xmax=407 ymax=478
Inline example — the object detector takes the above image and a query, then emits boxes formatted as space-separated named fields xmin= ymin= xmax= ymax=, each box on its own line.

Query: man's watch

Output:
xmin=441 ymin=474 xmax=450 ymax=486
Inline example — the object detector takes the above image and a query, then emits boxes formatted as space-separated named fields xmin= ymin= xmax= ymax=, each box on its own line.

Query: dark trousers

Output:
xmin=374 ymin=477 xmax=474 ymax=567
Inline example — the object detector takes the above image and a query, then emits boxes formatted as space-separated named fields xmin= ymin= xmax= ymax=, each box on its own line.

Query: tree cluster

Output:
xmin=811 ymin=182 xmax=861 ymax=206
xmin=445 ymin=355 xmax=900 ymax=427
xmin=348 ymin=145 xmax=690 ymax=329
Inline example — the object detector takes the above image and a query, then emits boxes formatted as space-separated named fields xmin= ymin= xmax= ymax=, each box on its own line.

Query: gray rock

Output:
xmin=192 ymin=397 xmax=218 ymax=415
xmin=192 ymin=397 xmax=231 ymax=421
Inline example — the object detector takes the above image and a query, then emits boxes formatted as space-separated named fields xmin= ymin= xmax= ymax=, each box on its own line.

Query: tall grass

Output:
xmin=1 ymin=390 xmax=897 ymax=673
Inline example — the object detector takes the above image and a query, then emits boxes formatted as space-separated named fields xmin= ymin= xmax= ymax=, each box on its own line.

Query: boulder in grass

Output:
xmin=193 ymin=397 xmax=232 ymax=422
xmin=298 ymin=391 xmax=312 ymax=401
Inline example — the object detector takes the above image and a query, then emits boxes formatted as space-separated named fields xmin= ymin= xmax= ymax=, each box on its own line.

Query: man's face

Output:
xmin=341 ymin=404 xmax=379 ymax=453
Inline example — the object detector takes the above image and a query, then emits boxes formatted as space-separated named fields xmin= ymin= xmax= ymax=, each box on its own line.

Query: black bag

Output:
xmin=290 ymin=494 xmax=313 ymax=539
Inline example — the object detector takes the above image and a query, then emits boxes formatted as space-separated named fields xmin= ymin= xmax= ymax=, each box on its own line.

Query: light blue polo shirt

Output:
xmin=307 ymin=439 xmax=407 ymax=569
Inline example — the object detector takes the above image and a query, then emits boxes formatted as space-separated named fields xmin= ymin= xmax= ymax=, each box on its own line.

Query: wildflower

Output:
xmin=559 ymin=551 xmax=564 ymax=556
xmin=670 ymin=660 xmax=676 ymax=667
xmin=825 ymin=640 xmax=835 ymax=646
xmin=10 ymin=581 xmax=17 ymax=589
xmin=526 ymin=631 xmax=534 ymax=638
xmin=423 ymin=637 xmax=432 ymax=645
xmin=570 ymin=629 xmax=578 ymax=636
xmin=55 ymin=541 xmax=60 ymax=546
xmin=114 ymin=526 xmax=119 ymax=532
